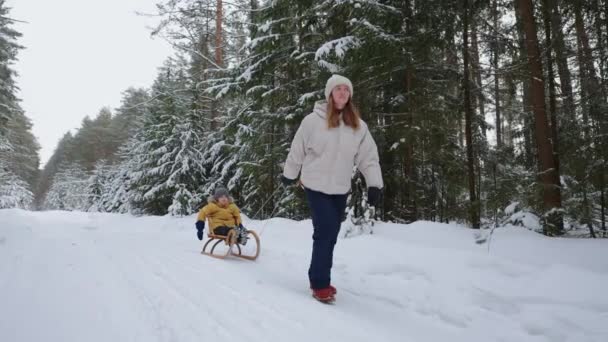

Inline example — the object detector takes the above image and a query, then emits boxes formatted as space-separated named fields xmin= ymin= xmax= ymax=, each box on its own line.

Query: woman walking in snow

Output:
xmin=282 ymin=74 xmax=383 ymax=303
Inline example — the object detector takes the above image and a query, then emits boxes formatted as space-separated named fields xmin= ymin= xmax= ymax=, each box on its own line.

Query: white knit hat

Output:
xmin=324 ymin=74 xmax=353 ymax=102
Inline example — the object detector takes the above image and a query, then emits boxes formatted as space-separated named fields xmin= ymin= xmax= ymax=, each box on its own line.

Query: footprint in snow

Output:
xmin=471 ymin=287 xmax=521 ymax=316
xmin=368 ymin=264 xmax=433 ymax=282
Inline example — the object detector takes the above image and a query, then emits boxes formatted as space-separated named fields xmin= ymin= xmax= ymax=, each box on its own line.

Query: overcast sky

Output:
xmin=8 ymin=0 xmax=174 ymax=166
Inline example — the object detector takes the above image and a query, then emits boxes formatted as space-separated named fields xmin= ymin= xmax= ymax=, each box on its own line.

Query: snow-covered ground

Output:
xmin=1 ymin=209 xmax=607 ymax=342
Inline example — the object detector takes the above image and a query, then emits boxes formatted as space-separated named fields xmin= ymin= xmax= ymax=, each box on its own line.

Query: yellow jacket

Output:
xmin=197 ymin=200 xmax=243 ymax=233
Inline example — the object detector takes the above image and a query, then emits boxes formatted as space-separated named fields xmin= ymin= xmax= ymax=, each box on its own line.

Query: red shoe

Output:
xmin=312 ymin=287 xmax=335 ymax=303
xmin=310 ymin=284 xmax=337 ymax=296
xmin=328 ymin=285 xmax=337 ymax=295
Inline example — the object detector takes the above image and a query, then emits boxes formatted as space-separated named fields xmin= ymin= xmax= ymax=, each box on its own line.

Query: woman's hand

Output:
xmin=281 ymin=175 xmax=298 ymax=186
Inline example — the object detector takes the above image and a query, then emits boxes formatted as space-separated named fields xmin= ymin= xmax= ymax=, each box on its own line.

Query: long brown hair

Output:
xmin=326 ymin=97 xmax=361 ymax=130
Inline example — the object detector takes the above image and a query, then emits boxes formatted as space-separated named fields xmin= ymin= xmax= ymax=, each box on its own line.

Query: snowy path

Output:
xmin=1 ymin=209 xmax=607 ymax=342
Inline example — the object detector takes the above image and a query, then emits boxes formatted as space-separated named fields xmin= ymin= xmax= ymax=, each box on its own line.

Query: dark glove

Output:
xmin=368 ymin=187 xmax=382 ymax=207
xmin=236 ymin=224 xmax=248 ymax=245
xmin=281 ymin=175 xmax=297 ymax=186
xmin=195 ymin=221 xmax=205 ymax=240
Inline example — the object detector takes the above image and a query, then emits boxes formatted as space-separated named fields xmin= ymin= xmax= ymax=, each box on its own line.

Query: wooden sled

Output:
xmin=201 ymin=229 xmax=260 ymax=261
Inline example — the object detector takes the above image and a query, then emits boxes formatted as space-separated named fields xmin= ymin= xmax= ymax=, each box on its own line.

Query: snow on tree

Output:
xmin=0 ymin=165 xmax=33 ymax=209
xmin=126 ymin=57 xmax=207 ymax=216
xmin=29 ymin=0 xmax=608 ymax=236
xmin=85 ymin=160 xmax=112 ymax=212
xmin=0 ymin=1 xmax=39 ymax=197
xmin=0 ymin=1 xmax=22 ymax=121
xmin=43 ymin=164 xmax=89 ymax=211
xmin=99 ymin=140 xmax=140 ymax=214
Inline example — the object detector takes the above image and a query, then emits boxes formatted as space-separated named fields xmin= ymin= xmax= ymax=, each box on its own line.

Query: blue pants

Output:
xmin=305 ymin=188 xmax=348 ymax=289
xmin=213 ymin=226 xmax=234 ymax=236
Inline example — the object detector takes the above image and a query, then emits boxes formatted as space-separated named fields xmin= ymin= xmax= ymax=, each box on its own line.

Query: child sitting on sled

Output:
xmin=195 ymin=186 xmax=247 ymax=244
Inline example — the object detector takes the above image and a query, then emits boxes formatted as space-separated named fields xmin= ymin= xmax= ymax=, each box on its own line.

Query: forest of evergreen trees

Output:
xmin=0 ymin=0 xmax=39 ymax=211
xmin=1 ymin=0 xmax=606 ymax=237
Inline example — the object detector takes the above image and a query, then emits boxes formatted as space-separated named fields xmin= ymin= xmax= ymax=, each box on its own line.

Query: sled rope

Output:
xmin=250 ymin=186 xmax=281 ymax=220
xmin=251 ymin=186 xmax=284 ymax=237
xmin=258 ymin=200 xmax=283 ymax=236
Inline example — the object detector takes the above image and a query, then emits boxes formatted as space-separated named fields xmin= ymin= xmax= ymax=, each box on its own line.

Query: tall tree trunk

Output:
xmin=583 ymin=185 xmax=597 ymax=238
xmin=601 ymin=174 xmax=606 ymax=233
xmin=403 ymin=0 xmax=417 ymax=222
xmin=210 ymin=0 xmax=224 ymax=130
xmin=445 ymin=24 xmax=463 ymax=148
xmin=542 ymin=0 xmax=560 ymax=177
xmin=575 ymin=1 xmax=608 ymax=207
xmin=249 ymin=0 xmax=259 ymax=38
xmin=493 ymin=0 xmax=501 ymax=148
xmin=215 ymin=0 xmax=223 ymax=66
xmin=471 ymin=18 xmax=486 ymax=138
xmin=463 ymin=0 xmax=480 ymax=229
xmin=269 ymin=120 xmax=276 ymax=216
xmin=574 ymin=1 xmax=596 ymax=136
xmin=550 ymin=0 xmax=576 ymax=123
xmin=595 ymin=0 xmax=606 ymax=90
xmin=405 ymin=66 xmax=417 ymax=222
xmin=572 ymin=1 xmax=606 ymax=239
xmin=515 ymin=0 xmax=535 ymax=168
xmin=597 ymin=1 xmax=608 ymax=237
xmin=605 ymin=0 xmax=608 ymax=50
xmin=471 ymin=17 xmax=485 ymax=219
xmin=575 ymin=28 xmax=591 ymax=141
xmin=505 ymin=72 xmax=516 ymax=148
xmin=491 ymin=0 xmax=502 ymax=225
xmin=517 ymin=0 xmax=564 ymax=235
xmin=575 ymin=0 xmax=603 ymax=130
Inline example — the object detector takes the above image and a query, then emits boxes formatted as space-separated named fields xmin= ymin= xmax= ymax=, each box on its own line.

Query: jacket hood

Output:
xmin=207 ymin=196 xmax=234 ymax=206
xmin=313 ymin=100 xmax=328 ymax=119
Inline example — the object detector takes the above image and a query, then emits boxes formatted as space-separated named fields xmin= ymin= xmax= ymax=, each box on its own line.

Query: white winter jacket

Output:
xmin=283 ymin=100 xmax=383 ymax=195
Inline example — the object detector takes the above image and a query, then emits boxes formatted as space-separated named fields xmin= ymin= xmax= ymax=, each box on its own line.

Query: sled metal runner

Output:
xmin=201 ymin=229 xmax=260 ymax=261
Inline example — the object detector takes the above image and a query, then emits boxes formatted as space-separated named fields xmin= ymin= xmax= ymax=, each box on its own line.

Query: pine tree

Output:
xmin=43 ymin=163 xmax=89 ymax=211
xmin=30 ymin=0 xmax=607 ymax=236
xmin=0 ymin=1 xmax=39 ymax=207
xmin=35 ymin=132 xmax=74 ymax=208
xmin=207 ymin=0 xmax=328 ymax=218
xmin=1 ymin=111 xmax=40 ymax=186
xmin=85 ymin=159 xmax=112 ymax=212
xmin=127 ymin=57 xmax=206 ymax=215
xmin=0 ymin=165 xmax=33 ymax=209
xmin=0 ymin=0 xmax=21 ymax=121
xmin=100 ymin=139 xmax=140 ymax=214
xmin=463 ymin=0 xmax=481 ymax=228
xmin=68 ymin=108 xmax=115 ymax=170
xmin=108 ymin=88 xmax=150 ymax=155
